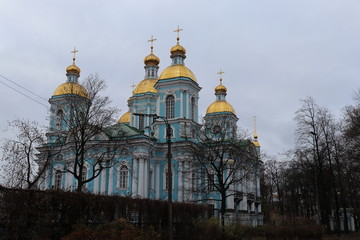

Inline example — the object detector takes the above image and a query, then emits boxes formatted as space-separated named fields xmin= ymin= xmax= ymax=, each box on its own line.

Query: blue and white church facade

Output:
xmin=38 ymin=34 xmax=263 ymax=225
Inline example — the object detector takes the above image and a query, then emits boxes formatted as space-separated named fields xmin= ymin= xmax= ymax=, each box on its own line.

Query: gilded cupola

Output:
xmin=144 ymin=35 xmax=160 ymax=66
xmin=53 ymin=47 xmax=88 ymax=99
xmin=118 ymin=111 xmax=130 ymax=124
xmin=158 ymin=26 xmax=197 ymax=83
xmin=206 ymin=70 xmax=236 ymax=115
xmin=133 ymin=36 xmax=160 ymax=95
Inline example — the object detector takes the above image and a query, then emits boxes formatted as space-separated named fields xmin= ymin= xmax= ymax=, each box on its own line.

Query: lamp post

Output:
xmin=133 ymin=113 xmax=173 ymax=240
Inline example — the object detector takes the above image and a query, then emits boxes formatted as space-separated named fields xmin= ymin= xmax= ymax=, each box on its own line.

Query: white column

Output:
xmin=108 ymin=167 xmax=113 ymax=194
xmin=101 ymin=169 xmax=106 ymax=194
xmin=144 ymin=159 xmax=149 ymax=198
xmin=178 ymin=161 xmax=183 ymax=201
xmin=94 ymin=173 xmax=99 ymax=193
xmin=138 ymin=158 xmax=144 ymax=197
xmin=132 ymin=159 xmax=138 ymax=197
xmin=186 ymin=93 xmax=191 ymax=118
xmin=180 ymin=90 xmax=183 ymax=118
xmin=156 ymin=161 xmax=160 ymax=199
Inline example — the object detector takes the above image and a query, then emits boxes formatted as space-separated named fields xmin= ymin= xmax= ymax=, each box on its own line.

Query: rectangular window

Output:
xmin=54 ymin=170 xmax=62 ymax=190
xmin=191 ymin=173 xmax=196 ymax=191
xmin=139 ymin=115 xmax=145 ymax=130
xmin=119 ymin=166 xmax=129 ymax=188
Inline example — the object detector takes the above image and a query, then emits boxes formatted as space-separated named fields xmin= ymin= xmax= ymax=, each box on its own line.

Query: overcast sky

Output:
xmin=1 ymin=0 xmax=360 ymax=157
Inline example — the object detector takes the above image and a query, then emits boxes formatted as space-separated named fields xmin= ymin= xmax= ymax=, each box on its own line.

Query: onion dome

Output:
xmin=206 ymin=70 xmax=235 ymax=115
xmin=206 ymin=101 xmax=236 ymax=114
xmin=53 ymin=47 xmax=88 ymax=98
xmin=133 ymin=79 xmax=158 ymax=94
xmin=159 ymin=65 xmax=197 ymax=82
xmin=66 ymin=63 xmax=80 ymax=75
xmin=144 ymin=53 xmax=160 ymax=65
xmin=170 ymin=44 xmax=186 ymax=55
xmin=159 ymin=26 xmax=197 ymax=82
xmin=118 ymin=111 xmax=130 ymax=123
xmin=54 ymin=82 xmax=88 ymax=98
xmin=215 ymin=83 xmax=227 ymax=93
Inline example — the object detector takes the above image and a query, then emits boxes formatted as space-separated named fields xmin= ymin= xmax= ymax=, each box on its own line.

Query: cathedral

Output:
xmin=38 ymin=29 xmax=263 ymax=226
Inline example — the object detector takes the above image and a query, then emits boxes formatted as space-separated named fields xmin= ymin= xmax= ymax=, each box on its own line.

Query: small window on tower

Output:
xmin=166 ymin=95 xmax=175 ymax=119
xmin=213 ymin=125 xmax=221 ymax=134
xmin=56 ymin=110 xmax=64 ymax=131
xmin=139 ymin=115 xmax=145 ymax=130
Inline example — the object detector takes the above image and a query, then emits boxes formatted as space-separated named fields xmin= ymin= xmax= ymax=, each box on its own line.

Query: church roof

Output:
xmin=103 ymin=123 xmax=146 ymax=139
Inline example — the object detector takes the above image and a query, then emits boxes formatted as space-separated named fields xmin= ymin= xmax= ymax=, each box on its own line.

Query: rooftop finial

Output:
xmin=217 ymin=69 xmax=225 ymax=85
xmin=254 ymin=116 xmax=258 ymax=139
xmin=71 ymin=47 xmax=78 ymax=64
xmin=147 ymin=35 xmax=157 ymax=53
xmin=174 ymin=25 xmax=183 ymax=44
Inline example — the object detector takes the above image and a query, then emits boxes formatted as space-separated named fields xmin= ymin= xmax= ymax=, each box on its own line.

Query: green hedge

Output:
xmin=0 ymin=186 xmax=212 ymax=240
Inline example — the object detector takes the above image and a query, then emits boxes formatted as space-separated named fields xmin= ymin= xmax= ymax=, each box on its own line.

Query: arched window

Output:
xmin=57 ymin=154 xmax=63 ymax=161
xmin=208 ymin=173 xmax=215 ymax=192
xmin=56 ymin=110 xmax=64 ymax=131
xmin=213 ymin=125 xmax=221 ymax=134
xmin=119 ymin=165 xmax=129 ymax=188
xmin=54 ymin=170 xmax=62 ymax=190
xmin=166 ymin=95 xmax=175 ymax=119
xmin=191 ymin=97 xmax=195 ymax=120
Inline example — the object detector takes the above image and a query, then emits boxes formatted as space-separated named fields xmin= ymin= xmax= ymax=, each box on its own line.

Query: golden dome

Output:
xmin=66 ymin=64 xmax=80 ymax=75
xmin=54 ymin=82 xmax=88 ymax=98
xmin=159 ymin=65 xmax=197 ymax=82
xmin=206 ymin=100 xmax=236 ymax=114
xmin=170 ymin=44 xmax=186 ymax=55
xmin=144 ymin=53 xmax=160 ymax=65
xmin=215 ymin=84 xmax=227 ymax=93
xmin=133 ymin=79 xmax=157 ymax=94
xmin=254 ymin=140 xmax=260 ymax=147
xmin=118 ymin=111 xmax=130 ymax=123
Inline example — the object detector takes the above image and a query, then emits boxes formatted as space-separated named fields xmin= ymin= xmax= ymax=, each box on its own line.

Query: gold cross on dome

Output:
xmin=130 ymin=83 xmax=137 ymax=91
xmin=254 ymin=116 xmax=258 ymax=138
xmin=174 ymin=25 xmax=183 ymax=44
xmin=71 ymin=47 xmax=79 ymax=64
xmin=217 ymin=69 xmax=225 ymax=84
xmin=147 ymin=35 xmax=157 ymax=53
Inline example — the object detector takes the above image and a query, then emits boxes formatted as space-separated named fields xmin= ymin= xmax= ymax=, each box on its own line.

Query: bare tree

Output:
xmin=186 ymin=119 xmax=260 ymax=228
xmin=50 ymin=74 xmax=120 ymax=192
xmin=1 ymin=119 xmax=52 ymax=189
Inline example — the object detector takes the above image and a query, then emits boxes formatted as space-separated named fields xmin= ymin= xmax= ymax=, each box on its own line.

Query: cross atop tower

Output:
xmin=217 ymin=69 xmax=225 ymax=84
xmin=254 ymin=116 xmax=258 ymax=139
xmin=147 ymin=35 xmax=157 ymax=53
xmin=71 ymin=47 xmax=79 ymax=64
xmin=174 ymin=25 xmax=183 ymax=44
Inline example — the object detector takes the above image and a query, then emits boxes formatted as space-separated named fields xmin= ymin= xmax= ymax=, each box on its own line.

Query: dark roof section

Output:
xmin=103 ymin=123 xmax=146 ymax=139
